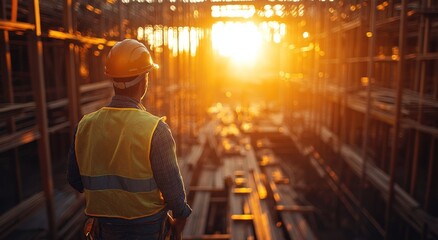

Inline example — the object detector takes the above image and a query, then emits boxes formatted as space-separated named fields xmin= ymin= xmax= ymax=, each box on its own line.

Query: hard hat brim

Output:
xmin=106 ymin=63 xmax=159 ymax=78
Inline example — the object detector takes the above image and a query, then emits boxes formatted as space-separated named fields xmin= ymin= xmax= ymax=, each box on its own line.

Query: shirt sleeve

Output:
xmin=150 ymin=121 xmax=192 ymax=219
xmin=67 ymin=126 xmax=84 ymax=193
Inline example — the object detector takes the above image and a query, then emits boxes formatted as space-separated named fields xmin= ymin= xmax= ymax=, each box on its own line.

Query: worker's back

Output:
xmin=76 ymin=107 xmax=166 ymax=219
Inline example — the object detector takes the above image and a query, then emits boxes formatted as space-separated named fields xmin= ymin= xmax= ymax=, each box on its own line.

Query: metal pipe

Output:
xmin=64 ymin=0 xmax=79 ymax=136
xmin=118 ymin=0 xmax=123 ymax=40
xmin=360 ymin=0 xmax=376 ymax=214
xmin=27 ymin=0 xmax=56 ymax=239
xmin=11 ymin=0 xmax=17 ymax=22
xmin=0 ymin=2 xmax=24 ymax=203
xmin=0 ymin=7 xmax=13 ymax=103
xmin=385 ymin=0 xmax=407 ymax=239
xmin=410 ymin=0 xmax=431 ymax=197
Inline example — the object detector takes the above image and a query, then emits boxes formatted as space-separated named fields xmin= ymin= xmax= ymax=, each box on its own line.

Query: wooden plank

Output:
xmin=231 ymin=214 xmax=254 ymax=221
xmin=183 ymin=169 xmax=214 ymax=236
xmin=246 ymin=148 xmax=268 ymax=200
xmin=214 ymin=165 xmax=224 ymax=189
xmin=229 ymin=185 xmax=251 ymax=240
xmin=276 ymin=205 xmax=316 ymax=213
xmin=233 ymin=188 xmax=252 ymax=194
xmin=265 ymin=165 xmax=317 ymax=240
xmin=246 ymin=171 xmax=283 ymax=240
xmin=186 ymin=144 xmax=204 ymax=168
xmin=253 ymin=171 xmax=267 ymax=200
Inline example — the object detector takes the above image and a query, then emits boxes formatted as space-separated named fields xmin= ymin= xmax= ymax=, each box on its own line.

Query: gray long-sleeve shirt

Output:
xmin=67 ymin=95 xmax=192 ymax=223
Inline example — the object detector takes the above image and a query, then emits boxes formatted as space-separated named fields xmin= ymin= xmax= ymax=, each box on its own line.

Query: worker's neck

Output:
xmin=132 ymin=94 xmax=142 ymax=103
xmin=131 ymin=88 xmax=144 ymax=103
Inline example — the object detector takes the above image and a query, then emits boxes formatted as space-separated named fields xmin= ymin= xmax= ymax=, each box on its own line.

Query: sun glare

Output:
xmin=212 ymin=21 xmax=262 ymax=64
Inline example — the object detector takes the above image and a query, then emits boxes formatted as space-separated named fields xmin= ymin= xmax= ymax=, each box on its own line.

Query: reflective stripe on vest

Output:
xmin=75 ymin=107 xmax=165 ymax=219
xmin=81 ymin=175 xmax=157 ymax=192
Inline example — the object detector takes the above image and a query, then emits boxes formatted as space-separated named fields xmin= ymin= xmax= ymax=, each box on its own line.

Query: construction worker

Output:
xmin=67 ymin=39 xmax=191 ymax=240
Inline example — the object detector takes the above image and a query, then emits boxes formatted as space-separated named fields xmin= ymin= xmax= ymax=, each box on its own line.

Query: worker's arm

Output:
xmin=67 ymin=126 xmax=84 ymax=193
xmin=150 ymin=121 xmax=192 ymax=234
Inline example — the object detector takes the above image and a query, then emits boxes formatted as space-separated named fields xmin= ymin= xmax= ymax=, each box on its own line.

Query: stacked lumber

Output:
xmin=229 ymin=184 xmax=253 ymax=239
xmin=182 ymin=119 xmax=318 ymax=239
xmin=239 ymin=147 xmax=283 ymax=239
xmin=183 ymin=169 xmax=215 ymax=236
xmin=247 ymin=171 xmax=284 ymax=240
xmin=265 ymin=166 xmax=317 ymax=240
xmin=245 ymin=148 xmax=268 ymax=200
xmin=224 ymin=155 xmax=254 ymax=239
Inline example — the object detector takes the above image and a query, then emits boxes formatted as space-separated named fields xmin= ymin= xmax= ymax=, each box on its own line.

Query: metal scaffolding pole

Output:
xmin=64 ymin=0 xmax=80 ymax=132
xmin=27 ymin=0 xmax=56 ymax=239
xmin=410 ymin=0 xmax=431 ymax=197
xmin=360 ymin=0 xmax=376 ymax=221
xmin=385 ymin=0 xmax=407 ymax=239
xmin=0 ymin=7 xmax=14 ymax=103
xmin=0 ymin=0 xmax=24 ymax=203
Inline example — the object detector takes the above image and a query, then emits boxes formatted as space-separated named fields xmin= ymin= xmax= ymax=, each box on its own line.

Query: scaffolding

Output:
xmin=1 ymin=0 xmax=437 ymax=239
xmin=0 ymin=0 xmax=205 ymax=238
xmin=281 ymin=0 xmax=438 ymax=239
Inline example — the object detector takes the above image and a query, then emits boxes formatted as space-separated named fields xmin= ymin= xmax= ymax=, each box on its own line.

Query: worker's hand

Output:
xmin=172 ymin=218 xmax=187 ymax=240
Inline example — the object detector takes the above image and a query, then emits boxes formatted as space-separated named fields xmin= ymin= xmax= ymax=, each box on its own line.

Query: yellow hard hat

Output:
xmin=105 ymin=39 xmax=159 ymax=78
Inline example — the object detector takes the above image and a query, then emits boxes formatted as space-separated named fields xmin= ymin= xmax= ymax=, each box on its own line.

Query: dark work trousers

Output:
xmin=95 ymin=220 xmax=161 ymax=240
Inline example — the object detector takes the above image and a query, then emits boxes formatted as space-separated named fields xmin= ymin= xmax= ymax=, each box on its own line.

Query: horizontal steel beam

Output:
xmin=48 ymin=30 xmax=117 ymax=46
xmin=275 ymin=205 xmax=316 ymax=213
xmin=0 ymin=20 xmax=34 ymax=31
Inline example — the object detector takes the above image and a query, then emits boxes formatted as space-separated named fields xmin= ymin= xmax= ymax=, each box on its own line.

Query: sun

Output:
xmin=212 ymin=21 xmax=263 ymax=64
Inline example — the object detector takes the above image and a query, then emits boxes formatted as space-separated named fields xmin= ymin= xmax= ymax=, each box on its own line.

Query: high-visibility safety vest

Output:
xmin=75 ymin=107 xmax=166 ymax=219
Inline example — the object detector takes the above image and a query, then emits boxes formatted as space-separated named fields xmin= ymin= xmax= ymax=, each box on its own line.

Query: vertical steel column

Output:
xmin=336 ymin=6 xmax=345 ymax=139
xmin=181 ymin=1 xmax=187 ymax=147
xmin=65 ymin=0 xmax=79 ymax=131
xmin=176 ymin=0 xmax=183 ymax=155
xmin=10 ymin=0 xmax=17 ymax=22
xmin=360 ymin=0 xmax=376 ymax=219
xmin=334 ymin=1 xmax=346 ymax=229
xmin=152 ymin=0 xmax=159 ymax=115
xmin=118 ymin=0 xmax=123 ymax=40
xmin=316 ymin=3 xmax=323 ymax=134
xmin=0 ymin=0 xmax=24 ymax=202
xmin=188 ymin=4 xmax=195 ymax=140
xmin=385 ymin=0 xmax=407 ymax=239
xmin=410 ymin=0 xmax=430 ymax=196
xmin=27 ymin=0 xmax=56 ymax=239
xmin=0 ymin=2 xmax=14 ymax=103
xmin=162 ymin=5 xmax=171 ymax=121
xmin=312 ymin=2 xmax=321 ymax=132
